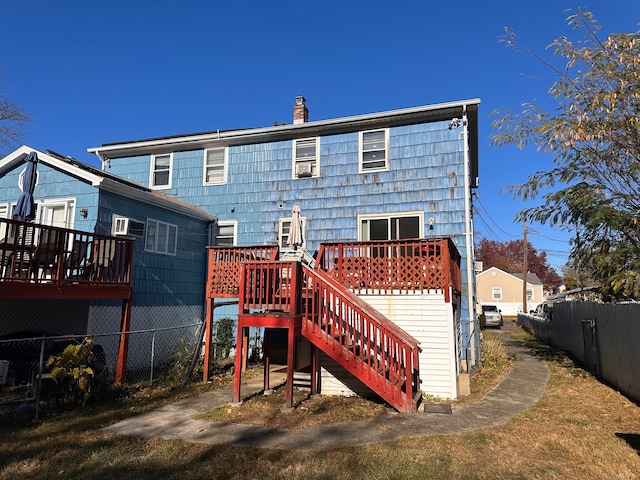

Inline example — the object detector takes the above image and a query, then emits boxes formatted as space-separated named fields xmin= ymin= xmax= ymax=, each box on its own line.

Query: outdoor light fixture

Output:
xmin=80 ymin=208 xmax=88 ymax=219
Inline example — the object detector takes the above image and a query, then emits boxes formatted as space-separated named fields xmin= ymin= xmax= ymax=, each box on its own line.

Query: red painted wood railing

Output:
xmin=207 ymin=245 xmax=279 ymax=298
xmin=0 ymin=217 xmax=132 ymax=288
xmin=237 ymin=259 xmax=421 ymax=413
xmin=301 ymin=265 xmax=421 ymax=413
xmin=316 ymin=238 xmax=461 ymax=298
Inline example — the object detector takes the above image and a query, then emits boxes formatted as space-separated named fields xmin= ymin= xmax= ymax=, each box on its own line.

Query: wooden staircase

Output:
xmin=236 ymin=260 xmax=421 ymax=413
xmin=300 ymin=266 xmax=421 ymax=413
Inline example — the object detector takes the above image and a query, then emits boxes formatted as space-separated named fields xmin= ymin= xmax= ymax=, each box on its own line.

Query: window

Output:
xmin=279 ymin=216 xmax=307 ymax=248
xmin=215 ymin=221 xmax=236 ymax=246
xmin=492 ymin=287 xmax=502 ymax=300
xmin=526 ymin=288 xmax=534 ymax=301
xmin=145 ymin=218 xmax=178 ymax=255
xmin=359 ymin=129 xmax=389 ymax=172
xmin=293 ymin=138 xmax=319 ymax=178
xmin=150 ymin=153 xmax=172 ymax=189
xmin=204 ymin=148 xmax=227 ymax=185
xmin=359 ymin=212 xmax=422 ymax=241
xmin=0 ymin=203 xmax=8 ymax=239
xmin=37 ymin=199 xmax=74 ymax=229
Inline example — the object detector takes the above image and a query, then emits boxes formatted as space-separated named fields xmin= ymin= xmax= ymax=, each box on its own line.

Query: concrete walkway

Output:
xmin=104 ymin=326 xmax=549 ymax=450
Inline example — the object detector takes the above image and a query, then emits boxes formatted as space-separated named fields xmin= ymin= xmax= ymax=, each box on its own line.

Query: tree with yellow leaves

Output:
xmin=491 ymin=8 xmax=640 ymax=299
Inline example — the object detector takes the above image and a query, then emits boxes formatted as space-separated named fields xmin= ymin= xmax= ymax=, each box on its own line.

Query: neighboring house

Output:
xmin=476 ymin=266 xmax=544 ymax=316
xmin=0 ymin=146 xmax=216 ymax=367
xmin=88 ymin=97 xmax=481 ymax=399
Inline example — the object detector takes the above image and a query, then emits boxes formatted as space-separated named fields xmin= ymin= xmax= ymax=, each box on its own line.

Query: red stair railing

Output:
xmin=300 ymin=265 xmax=421 ymax=413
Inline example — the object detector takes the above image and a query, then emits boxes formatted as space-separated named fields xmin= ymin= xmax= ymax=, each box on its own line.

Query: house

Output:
xmin=88 ymin=97 xmax=481 ymax=401
xmin=0 ymin=146 xmax=216 ymax=374
xmin=476 ymin=266 xmax=544 ymax=316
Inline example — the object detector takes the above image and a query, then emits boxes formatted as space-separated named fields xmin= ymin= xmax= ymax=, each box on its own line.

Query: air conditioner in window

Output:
xmin=296 ymin=161 xmax=313 ymax=178
xmin=114 ymin=217 xmax=145 ymax=237
xmin=474 ymin=261 xmax=483 ymax=273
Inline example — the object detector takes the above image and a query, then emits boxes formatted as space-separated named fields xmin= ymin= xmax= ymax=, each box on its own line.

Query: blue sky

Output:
xmin=2 ymin=1 xmax=639 ymax=270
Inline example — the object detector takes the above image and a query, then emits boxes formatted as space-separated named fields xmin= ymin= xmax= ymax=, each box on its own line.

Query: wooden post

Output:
xmin=310 ymin=343 xmax=317 ymax=395
xmin=233 ymin=324 xmax=245 ymax=403
xmin=286 ymin=318 xmax=295 ymax=408
xmin=264 ymin=328 xmax=271 ymax=391
xmin=203 ymin=296 xmax=214 ymax=381
xmin=115 ymin=293 xmax=132 ymax=385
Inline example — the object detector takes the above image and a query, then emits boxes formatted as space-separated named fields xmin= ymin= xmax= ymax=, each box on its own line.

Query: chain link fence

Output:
xmin=0 ymin=318 xmax=265 ymax=417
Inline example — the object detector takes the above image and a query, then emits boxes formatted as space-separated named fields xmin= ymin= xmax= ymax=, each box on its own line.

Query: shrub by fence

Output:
xmin=518 ymin=301 xmax=640 ymax=403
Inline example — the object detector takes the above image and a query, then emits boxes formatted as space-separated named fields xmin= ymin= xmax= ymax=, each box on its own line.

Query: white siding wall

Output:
xmin=320 ymin=291 xmax=459 ymax=400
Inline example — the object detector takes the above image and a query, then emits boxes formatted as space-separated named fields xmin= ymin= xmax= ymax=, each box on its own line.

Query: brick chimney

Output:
xmin=293 ymin=96 xmax=308 ymax=124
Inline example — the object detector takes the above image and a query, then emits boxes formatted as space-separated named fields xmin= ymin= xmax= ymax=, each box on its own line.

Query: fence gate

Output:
xmin=581 ymin=318 xmax=600 ymax=378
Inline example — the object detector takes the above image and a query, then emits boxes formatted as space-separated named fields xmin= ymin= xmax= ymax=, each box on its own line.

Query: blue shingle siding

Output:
xmin=106 ymin=120 xmax=469 ymax=255
xmin=0 ymin=161 xmax=99 ymax=231
xmin=97 ymin=191 xmax=209 ymax=307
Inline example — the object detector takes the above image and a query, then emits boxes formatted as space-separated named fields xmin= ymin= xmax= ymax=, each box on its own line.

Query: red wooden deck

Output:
xmin=205 ymin=238 xmax=461 ymax=413
xmin=0 ymin=217 xmax=134 ymax=383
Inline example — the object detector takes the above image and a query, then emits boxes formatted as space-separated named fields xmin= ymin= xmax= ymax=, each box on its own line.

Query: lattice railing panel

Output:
xmin=316 ymin=238 xmax=461 ymax=295
xmin=207 ymin=246 xmax=279 ymax=297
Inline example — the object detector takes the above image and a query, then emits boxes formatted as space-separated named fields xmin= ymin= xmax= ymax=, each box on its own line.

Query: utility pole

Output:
xmin=523 ymin=221 xmax=528 ymax=314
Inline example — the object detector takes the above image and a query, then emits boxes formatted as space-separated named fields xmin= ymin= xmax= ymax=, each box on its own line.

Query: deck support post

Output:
xmin=203 ymin=296 xmax=214 ymax=381
xmin=263 ymin=328 xmax=271 ymax=391
xmin=310 ymin=343 xmax=317 ymax=395
xmin=286 ymin=319 xmax=296 ymax=408
xmin=115 ymin=293 xmax=132 ymax=385
xmin=233 ymin=324 xmax=247 ymax=403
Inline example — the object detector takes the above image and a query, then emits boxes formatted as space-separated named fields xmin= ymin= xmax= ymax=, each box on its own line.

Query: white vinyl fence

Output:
xmin=518 ymin=301 xmax=640 ymax=403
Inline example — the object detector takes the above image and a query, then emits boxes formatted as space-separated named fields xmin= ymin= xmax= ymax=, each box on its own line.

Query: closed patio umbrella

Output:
xmin=14 ymin=151 xmax=39 ymax=221
xmin=287 ymin=204 xmax=303 ymax=250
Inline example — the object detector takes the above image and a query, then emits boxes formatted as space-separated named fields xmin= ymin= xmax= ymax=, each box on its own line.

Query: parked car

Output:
xmin=530 ymin=301 xmax=552 ymax=320
xmin=481 ymin=304 xmax=503 ymax=328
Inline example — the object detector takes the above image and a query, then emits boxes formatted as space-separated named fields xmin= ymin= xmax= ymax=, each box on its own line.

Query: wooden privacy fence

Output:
xmin=518 ymin=301 xmax=640 ymax=403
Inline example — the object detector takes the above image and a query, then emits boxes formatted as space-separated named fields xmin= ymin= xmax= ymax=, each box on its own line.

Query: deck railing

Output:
xmin=206 ymin=245 xmax=279 ymax=297
xmin=0 ymin=217 xmax=133 ymax=288
xmin=236 ymin=259 xmax=421 ymax=412
xmin=316 ymin=238 xmax=461 ymax=296
xmin=238 ymin=260 xmax=300 ymax=314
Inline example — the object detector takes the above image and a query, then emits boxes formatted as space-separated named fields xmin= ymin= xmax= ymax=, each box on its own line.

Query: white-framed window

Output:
xmin=279 ymin=216 xmax=307 ymax=248
xmin=145 ymin=218 xmax=178 ymax=255
xmin=359 ymin=128 xmax=389 ymax=172
xmin=292 ymin=138 xmax=319 ymax=178
xmin=0 ymin=203 xmax=8 ymax=239
xmin=214 ymin=221 xmax=237 ymax=246
xmin=150 ymin=153 xmax=172 ymax=189
xmin=37 ymin=199 xmax=75 ymax=229
xmin=526 ymin=288 xmax=534 ymax=301
xmin=492 ymin=287 xmax=502 ymax=300
xmin=358 ymin=212 xmax=422 ymax=241
xmin=204 ymin=148 xmax=227 ymax=185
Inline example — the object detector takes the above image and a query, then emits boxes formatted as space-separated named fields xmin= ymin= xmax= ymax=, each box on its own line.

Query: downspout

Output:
xmin=93 ymin=150 xmax=108 ymax=170
xmin=462 ymin=105 xmax=476 ymax=370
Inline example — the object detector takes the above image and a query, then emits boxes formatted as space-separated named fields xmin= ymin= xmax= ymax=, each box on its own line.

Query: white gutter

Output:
xmin=462 ymin=105 xmax=477 ymax=369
